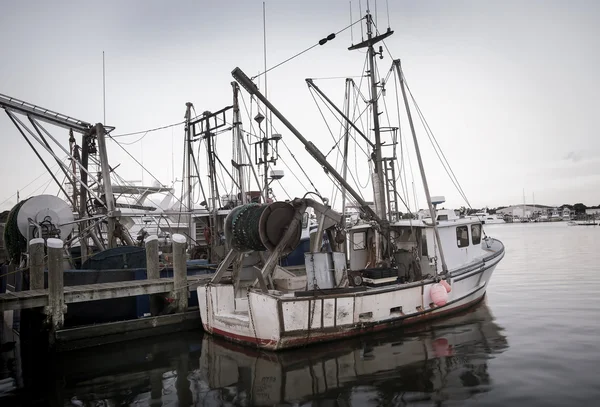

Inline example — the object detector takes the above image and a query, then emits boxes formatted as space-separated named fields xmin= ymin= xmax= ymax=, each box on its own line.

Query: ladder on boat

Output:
xmin=383 ymin=157 xmax=399 ymax=222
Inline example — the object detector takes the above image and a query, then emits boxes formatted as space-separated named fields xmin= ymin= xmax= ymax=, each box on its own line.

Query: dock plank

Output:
xmin=0 ymin=273 xmax=218 ymax=312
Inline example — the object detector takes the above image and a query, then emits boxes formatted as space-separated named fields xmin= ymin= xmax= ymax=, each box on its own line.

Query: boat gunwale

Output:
xmin=240 ymin=238 xmax=505 ymax=301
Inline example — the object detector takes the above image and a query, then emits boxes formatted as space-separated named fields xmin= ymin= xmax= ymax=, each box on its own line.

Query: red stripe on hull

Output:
xmin=206 ymin=292 xmax=487 ymax=351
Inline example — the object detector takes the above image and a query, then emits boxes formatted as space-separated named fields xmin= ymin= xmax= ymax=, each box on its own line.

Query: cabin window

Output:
xmin=471 ymin=224 xmax=482 ymax=245
xmin=456 ymin=226 xmax=469 ymax=248
xmin=353 ymin=231 xmax=366 ymax=251
xmin=437 ymin=214 xmax=448 ymax=221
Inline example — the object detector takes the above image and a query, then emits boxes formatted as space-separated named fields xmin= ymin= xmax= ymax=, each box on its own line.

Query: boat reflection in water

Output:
xmin=20 ymin=300 xmax=506 ymax=406
xmin=199 ymin=300 xmax=509 ymax=406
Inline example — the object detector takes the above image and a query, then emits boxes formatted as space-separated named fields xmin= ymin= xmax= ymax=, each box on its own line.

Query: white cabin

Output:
xmin=348 ymin=216 xmax=485 ymax=279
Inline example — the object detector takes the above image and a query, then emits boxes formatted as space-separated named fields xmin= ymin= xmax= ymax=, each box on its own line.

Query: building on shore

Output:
xmin=586 ymin=208 xmax=600 ymax=216
xmin=496 ymin=204 xmax=553 ymax=219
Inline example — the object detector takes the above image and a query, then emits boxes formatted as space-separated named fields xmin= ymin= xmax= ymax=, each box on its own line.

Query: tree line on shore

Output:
xmin=483 ymin=203 xmax=599 ymax=215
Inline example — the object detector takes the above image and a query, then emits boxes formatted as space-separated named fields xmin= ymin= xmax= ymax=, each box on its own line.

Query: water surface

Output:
xmin=1 ymin=222 xmax=599 ymax=406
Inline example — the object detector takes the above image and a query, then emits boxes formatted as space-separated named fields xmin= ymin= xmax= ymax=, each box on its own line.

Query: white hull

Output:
xmin=197 ymin=239 xmax=505 ymax=351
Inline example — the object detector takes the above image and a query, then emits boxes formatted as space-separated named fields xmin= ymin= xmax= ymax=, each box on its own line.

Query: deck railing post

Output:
xmin=46 ymin=238 xmax=65 ymax=344
xmin=172 ymin=234 xmax=188 ymax=312
xmin=29 ymin=238 xmax=45 ymax=290
xmin=145 ymin=235 xmax=161 ymax=315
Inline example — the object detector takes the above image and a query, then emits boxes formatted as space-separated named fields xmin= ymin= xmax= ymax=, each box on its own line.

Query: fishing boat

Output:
xmin=197 ymin=10 xmax=505 ymax=350
xmin=0 ymin=77 xmax=324 ymax=328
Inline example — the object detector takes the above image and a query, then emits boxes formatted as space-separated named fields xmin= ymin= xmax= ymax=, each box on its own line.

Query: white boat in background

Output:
xmin=468 ymin=212 xmax=506 ymax=224
xmin=568 ymin=219 xmax=598 ymax=226
xmin=197 ymin=10 xmax=505 ymax=351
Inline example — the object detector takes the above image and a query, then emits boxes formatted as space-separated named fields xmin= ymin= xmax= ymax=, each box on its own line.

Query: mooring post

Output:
xmin=145 ymin=235 xmax=161 ymax=315
xmin=172 ymin=233 xmax=188 ymax=312
xmin=46 ymin=238 xmax=65 ymax=344
xmin=29 ymin=238 xmax=45 ymax=290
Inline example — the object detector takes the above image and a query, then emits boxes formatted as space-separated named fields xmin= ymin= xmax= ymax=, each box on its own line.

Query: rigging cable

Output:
xmin=307 ymin=87 xmax=368 ymax=195
xmin=391 ymin=65 xmax=412 ymax=211
xmin=405 ymin=76 xmax=473 ymax=208
xmin=110 ymin=121 xmax=185 ymax=138
xmin=251 ymin=17 xmax=365 ymax=80
xmin=0 ymin=159 xmax=63 ymax=208
xmin=105 ymin=133 xmax=189 ymax=211
xmin=113 ymin=131 xmax=149 ymax=145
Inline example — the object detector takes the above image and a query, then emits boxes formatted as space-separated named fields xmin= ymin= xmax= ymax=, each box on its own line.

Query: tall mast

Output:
xmin=340 ymin=78 xmax=352 ymax=233
xmin=95 ymin=123 xmax=117 ymax=248
xmin=184 ymin=102 xmax=194 ymax=245
xmin=395 ymin=60 xmax=448 ymax=275
xmin=232 ymin=82 xmax=247 ymax=204
xmin=365 ymin=13 xmax=387 ymax=221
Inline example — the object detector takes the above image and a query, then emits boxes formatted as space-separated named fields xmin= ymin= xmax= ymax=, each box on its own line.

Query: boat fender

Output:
xmin=440 ymin=279 xmax=452 ymax=293
xmin=430 ymin=283 xmax=448 ymax=306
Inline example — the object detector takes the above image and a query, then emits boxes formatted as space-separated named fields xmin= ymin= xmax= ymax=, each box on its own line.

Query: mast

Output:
xmin=340 ymin=78 xmax=352 ymax=233
xmin=184 ymin=102 xmax=194 ymax=245
xmin=95 ymin=123 xmax=117 ymax=248
xmin=365 ymin=13 xmax=387 ymax=221
xmin=205 ymin=116 xmax=219 ymax=261
xmin=346 ymin=11 xmax=394 ymax=265
xmin=232 ymin=82 xmax=247 ymax=204
xmin=394 ymin=59 xmax=449 ymax=275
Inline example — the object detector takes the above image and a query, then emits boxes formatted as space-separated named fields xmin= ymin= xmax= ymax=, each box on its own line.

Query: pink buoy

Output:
xmin=433 ymin=337 xmax=453 ymax=357
xmin=430 ymin=283 xmax=448 ymax=306
xmin=440 ymin=279 xmax=452 ymax=293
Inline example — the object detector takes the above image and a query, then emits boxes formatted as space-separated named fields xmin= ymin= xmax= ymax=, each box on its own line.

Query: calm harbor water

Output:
xmin=1 ymin=222 xmax=600 ymax=406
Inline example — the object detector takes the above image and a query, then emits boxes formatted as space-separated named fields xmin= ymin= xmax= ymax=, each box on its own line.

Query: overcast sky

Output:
xmin=1 ymin=0 xmax=598 ymax=213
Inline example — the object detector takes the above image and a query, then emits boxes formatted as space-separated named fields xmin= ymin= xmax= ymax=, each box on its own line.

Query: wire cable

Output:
xmin=251 ymin=17 xmax=365 ymax=80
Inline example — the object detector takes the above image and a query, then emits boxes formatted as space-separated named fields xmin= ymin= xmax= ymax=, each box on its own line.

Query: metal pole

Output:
xmin=365 ymin=13 xmax=387 ymax=221
xmin=340 ymin=78 xmax=352 ymax=235
xmin=79 ymin=132 xmax=90 ymax=260
xmin=205 ymin=119 xmax=219 ymax=262
xmin=95 ymin=123 xmax=117 ymax=248
xmin=232 ymin=82 xmax=247 ymax=204
xmin=262 ymin=124 xmax=269 ymax=201
xmin=395 ymin=60 xmax=448 ymax=274
xmin=184 ymin=102 xmax=194 ymax=246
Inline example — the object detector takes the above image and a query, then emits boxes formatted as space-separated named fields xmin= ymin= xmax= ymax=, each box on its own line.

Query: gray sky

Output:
xmin=1 ymin=0 xmax=599 ymax=213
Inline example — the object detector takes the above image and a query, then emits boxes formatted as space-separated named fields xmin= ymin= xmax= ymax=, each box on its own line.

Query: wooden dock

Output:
xmin=0 ymin=234 xmax=221 ymax=350
xmin=0 ymin=275 xmax=214 ymax=312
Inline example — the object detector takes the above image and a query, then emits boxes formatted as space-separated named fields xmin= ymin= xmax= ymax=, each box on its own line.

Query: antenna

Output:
xmin=263 ymin=1 xmax=268 ymax=141
xmin=102 ymin=51 xmax=106 ymax=124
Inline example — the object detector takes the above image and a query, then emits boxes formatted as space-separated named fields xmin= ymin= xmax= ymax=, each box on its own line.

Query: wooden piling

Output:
xmin=145 ymin=235 xmax=161 ymax=315
xmin=46 ymin=238 xmax=65 ymax=343
xmin=172 ymin=234 xmax=188 ymax=312
xmin=28 ymin=238 xmax=45 ymax=290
